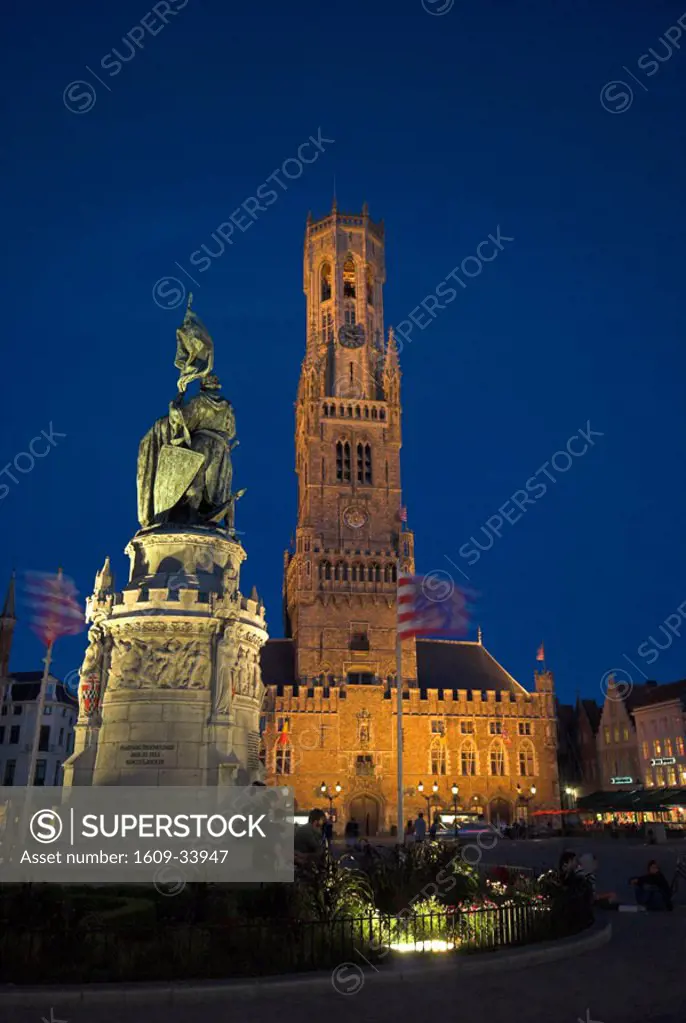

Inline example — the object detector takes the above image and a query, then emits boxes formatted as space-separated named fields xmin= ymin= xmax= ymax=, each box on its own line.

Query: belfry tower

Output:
xmin=283 ymin=203 xmax=416 ymax=685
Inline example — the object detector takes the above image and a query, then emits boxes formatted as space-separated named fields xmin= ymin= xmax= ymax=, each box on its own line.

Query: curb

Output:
xmin=0 ymin=921 xmax=611 ymax=1006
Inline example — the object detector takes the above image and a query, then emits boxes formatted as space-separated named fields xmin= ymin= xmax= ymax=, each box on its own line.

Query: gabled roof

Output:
xmin=259 ymin=637 xmax=530 ymax=695
xmin=416 ymin=639 xmax=529 ymax=695
xmin=579 ymin=698 xmax=602 ymax=733
xmin=629 ymin=678 xmax=686 ymax=712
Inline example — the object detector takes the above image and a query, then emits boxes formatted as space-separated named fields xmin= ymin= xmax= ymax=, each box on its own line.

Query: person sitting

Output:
xmin=294 ymin=809 xmax=326 ymax=865
xmin=630 ymin=860 xmax=673 ymax=911
xmin=558 ymin=850 xmax=581 ymax=885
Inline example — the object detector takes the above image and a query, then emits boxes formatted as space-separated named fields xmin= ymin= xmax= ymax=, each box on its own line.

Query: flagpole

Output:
xmin=396 ymin=553 xmax=404 ymax=844
xmin=25 ymin=637 xmax=54 ymax=792
xmin=396 ymin=629 xmax=403 ymax=843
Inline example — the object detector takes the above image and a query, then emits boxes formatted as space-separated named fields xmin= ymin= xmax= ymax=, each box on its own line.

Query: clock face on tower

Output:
xmin=343 ymin=506 xmax=367 ymax=530
xmin=338 ymin=323 xmax=366 ymax=348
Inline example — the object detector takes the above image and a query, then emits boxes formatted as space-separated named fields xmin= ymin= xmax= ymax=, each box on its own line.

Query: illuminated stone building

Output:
xmin=261 ymin=204 xmax=560 ymax=834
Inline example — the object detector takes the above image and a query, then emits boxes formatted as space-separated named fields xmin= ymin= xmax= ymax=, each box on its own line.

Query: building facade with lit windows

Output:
xmin=260 ymin=204 xmax=561 ymax=834
xmin=0 ymin=576 xmax=78 ymax=787
xmin=631 ymin=680 xmax=686 ymax=790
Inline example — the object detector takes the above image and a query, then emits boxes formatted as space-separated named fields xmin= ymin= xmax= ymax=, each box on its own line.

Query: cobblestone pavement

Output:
xmin=4 ymin=912 xmax=685 ymax=1023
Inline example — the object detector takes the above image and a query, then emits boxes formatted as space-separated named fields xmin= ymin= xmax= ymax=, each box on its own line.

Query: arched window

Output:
xmin=390 ymin=564 xmax=397 ymax=583
xmin=379 ymin=408 xmax=386 ymax=421
xmin=320 ymin=560 xmax=332 ymax=581
xmin=370 ymin=563 xmax=381 ymax=583
xmin=343 ymin=256 xmax=356 ymax=298
xmin=430 ymin=737 xmax=446 ymax=776
xmin=336 ymin=441 xmax=351 ymax=482
xmin=355 ymin=405 xmax=361 ymax=418
xmin=258 ymin=740 xmax=266 ymax=767
xmin=335 ymin=561 xmax=347 ymax=581
xmin=275 ymin=743 xmax=292 ymax=775
xmin=489 ymin=741 xmax=507 ymax=776
xmin=371 ymin=408 xmax=378 ymax=420
xmin=361 ymin=443 xmax=372 ymax=483
xmin=518 ymin=742 xmax=535 ymax=777
xmin=364 ymin=407 xmax=369 ymax=419
xmin=461 ymin=740 xmax=477 ymax=776
xmin=366 ymin=265 xmax=374 ymax=305
xmin=320 ymin=262 xmax=332 ymax=302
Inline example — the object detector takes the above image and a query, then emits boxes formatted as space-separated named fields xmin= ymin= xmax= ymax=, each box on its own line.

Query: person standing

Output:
xmin=405 ymin=818 xmax=415 ymax=844
xmin=294 ymin=809 xmax=327 ymax=865
xmin=414 ymin=812 xmax=427 ymax=843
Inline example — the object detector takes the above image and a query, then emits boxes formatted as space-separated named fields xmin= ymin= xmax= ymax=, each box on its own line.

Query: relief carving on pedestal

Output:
xmin=108 ymin=634 xmax=211 ymax=690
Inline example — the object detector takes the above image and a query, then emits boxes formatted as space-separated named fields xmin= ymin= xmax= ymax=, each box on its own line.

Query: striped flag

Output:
xmin=25 ymin=570 xmax=85 ymax=647
xmin=277 ymin=717 xmax=290 ymax=746
xmin=397 ymin=572 xmax=473 ymax=640
xmin=536 ymin=643 xmax=545 ymax=662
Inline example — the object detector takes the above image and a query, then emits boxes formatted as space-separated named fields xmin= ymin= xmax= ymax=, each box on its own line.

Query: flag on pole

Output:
xmin=397 ymin=573 xmax=473 ymax=640
xmin=536 ymin=643 xmax=545 ymax=663
xmin=399 ymin=506 xmax=408 ymax=523
xmin=24 ymin=570 xmax=85 ymax=646
xmin=277 ymin=718 xmax=290 ymax=746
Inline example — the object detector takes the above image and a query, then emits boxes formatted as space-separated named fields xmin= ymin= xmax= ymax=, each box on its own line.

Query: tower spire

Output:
xmin=2 ymin=571 xmax=16 ymax=619
xmin=0 ymin=571 xmax=16 ymax=685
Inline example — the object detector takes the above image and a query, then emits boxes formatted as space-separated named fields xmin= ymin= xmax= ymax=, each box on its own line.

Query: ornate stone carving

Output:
xmin=107 ymin=634 xmax=211 ymax=691
xmin=78 ymin=623 xmax=107 ymax=720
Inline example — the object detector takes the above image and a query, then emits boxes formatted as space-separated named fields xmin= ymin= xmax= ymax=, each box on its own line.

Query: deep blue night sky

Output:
xmin=3 ymin=0 xmax=686 ymax=704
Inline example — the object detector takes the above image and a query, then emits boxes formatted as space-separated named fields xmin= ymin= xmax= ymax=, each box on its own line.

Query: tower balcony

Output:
xmin=321 ymin=400 xmax=387 ymax=422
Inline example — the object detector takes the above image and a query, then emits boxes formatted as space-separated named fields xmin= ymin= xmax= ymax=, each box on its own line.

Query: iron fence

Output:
xmin=0 ymin=898 xmax=592 ymax=985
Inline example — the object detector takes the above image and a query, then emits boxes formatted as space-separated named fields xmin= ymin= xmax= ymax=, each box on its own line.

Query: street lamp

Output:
xmin=451 ymin=782 xmax=459 ymax=836
xmin=417 ymin=780 xmax=439 ymax=827
xmin=320 ymin=781 xmax=342 ymax=815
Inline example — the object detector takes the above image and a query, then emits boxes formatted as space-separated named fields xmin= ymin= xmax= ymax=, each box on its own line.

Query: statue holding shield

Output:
xmin=136 ymin=299 xmax=244 ymax=534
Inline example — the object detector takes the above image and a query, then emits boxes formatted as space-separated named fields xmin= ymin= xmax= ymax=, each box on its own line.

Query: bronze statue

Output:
xmin=174 ymin=294 xmax=214 ymax=393
xmin=136 ymin=302 xmax=244 ymax=533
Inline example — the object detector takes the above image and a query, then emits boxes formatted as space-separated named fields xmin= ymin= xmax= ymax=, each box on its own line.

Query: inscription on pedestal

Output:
xmin=118 ymin=742 xmax=177 ymax=767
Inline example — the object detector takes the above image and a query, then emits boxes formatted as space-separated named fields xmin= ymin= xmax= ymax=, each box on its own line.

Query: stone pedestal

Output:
xmin=63 ymin=525 xmax=267 ymax=787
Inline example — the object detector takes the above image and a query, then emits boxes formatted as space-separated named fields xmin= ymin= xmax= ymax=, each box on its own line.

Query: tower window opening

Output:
xmin=344 ymin=305 xmax=356 ymax=326
xmin=321 ymin=262 xmax=332 ymax=302
xmin=321 ymin=310 xmax=333 ymax=342
xmin=336 ymin=440 xmax=351 ymax=482
xmin=366 ymin=265 xmax=374 ymax=305
xmin=343 ymin=256 xmax=356 ymax=298
xmin=357 ymin=443 xmax=372 ymax=484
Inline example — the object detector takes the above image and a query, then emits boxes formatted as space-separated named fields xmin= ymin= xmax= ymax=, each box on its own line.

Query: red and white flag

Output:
xmin=536 ymin=643 xmax=545 ymax=662
xmin=25 ymin=570 xmax=85 ymax=647
xmin=397 ymin=572 xmax=472 ymax=640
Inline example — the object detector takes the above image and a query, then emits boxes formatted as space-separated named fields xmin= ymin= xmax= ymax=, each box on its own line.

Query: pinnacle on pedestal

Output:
xmin=2 ymin=571 xmax=16 ymax=619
